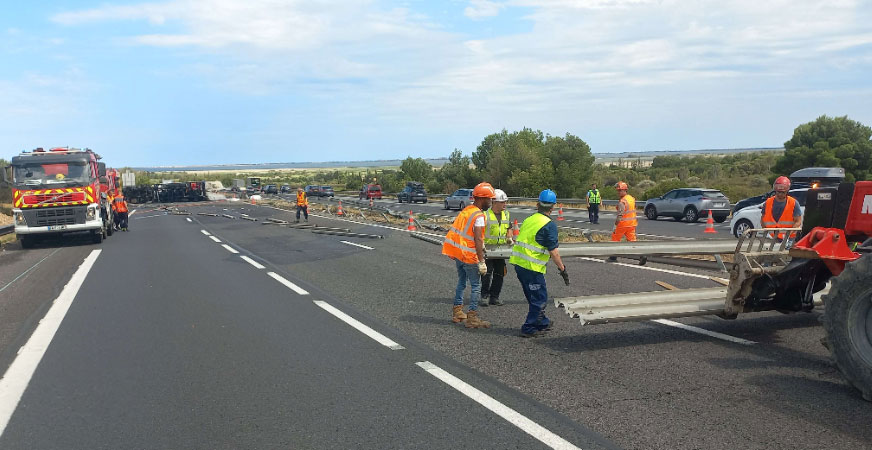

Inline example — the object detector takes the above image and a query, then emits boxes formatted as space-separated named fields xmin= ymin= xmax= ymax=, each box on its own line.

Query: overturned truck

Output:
xmin=123 ymin=181 xmax=207 ymax=204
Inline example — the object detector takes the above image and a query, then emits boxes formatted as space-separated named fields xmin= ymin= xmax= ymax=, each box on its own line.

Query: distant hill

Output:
xmin=131 ymin=147 xmax=783 ymax=172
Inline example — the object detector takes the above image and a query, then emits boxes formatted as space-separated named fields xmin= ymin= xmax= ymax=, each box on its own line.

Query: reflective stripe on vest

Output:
xmin=762 ymin=196 xmax=798 ymax=239
xmin=509 ymin=213 xmax=552 ymax=274
xmin=617 ymin=194 xmax=637 ymax=226
xmin=484 ymin=209 xmax=510 ymax=245
xmin=588 ymin=189 xmax=601 ymax=204
xmin=442 ymin=205 xmax=485 ymax=264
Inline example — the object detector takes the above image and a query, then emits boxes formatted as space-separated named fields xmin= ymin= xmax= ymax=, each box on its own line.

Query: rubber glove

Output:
xmin=478 ymin=262 xmax=488 ymax=275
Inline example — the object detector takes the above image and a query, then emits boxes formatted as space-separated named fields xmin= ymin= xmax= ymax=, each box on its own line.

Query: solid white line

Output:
xmin=267 ymin=272 xmax=309 ymax=295
xmin=186 ymin=217 xmax=192 ymax=222
xmin=0 ymin=250 xmax=101 ymax=437
xmin=240 ymin=255 xmax=265 ymax=269
xmin=340 ymin=240 xmax=374 ymax=250
xmin=579 ymin=257 xmax=713 ymax=280
xmin=200 ymin=230 xmax=211 ymax=236
xmin=313 ymin=300 xmax=404 ymax=350
xmin=221 ymin=244 xmax=239 ymax=254
xmin=209 ymin=236 xmax=222 ymax=243
xmin=129 ymin=209 xmax=138 ymax=216
xmin=135 ymin=214 xmax=164 ymax=219
xmin=415 ymin=361 xmax=580 ymax=450
xmin=652 ymin=319 xmax=756 ymax=345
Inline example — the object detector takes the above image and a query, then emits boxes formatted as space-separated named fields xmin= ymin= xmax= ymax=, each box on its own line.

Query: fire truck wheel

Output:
xmin=106 ymin=222 xmax=114 ymax=237
xmin=823 ymin=254 xmax=872 ymax=401
xmin=19 ymin=236 xmax=34 ymax=249
xmin=92 ymin=229 xmax=104 ymax=244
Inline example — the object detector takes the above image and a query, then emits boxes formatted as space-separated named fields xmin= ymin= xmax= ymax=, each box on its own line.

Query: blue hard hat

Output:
xmin=538 ymin=189 xmax=557 ymax=204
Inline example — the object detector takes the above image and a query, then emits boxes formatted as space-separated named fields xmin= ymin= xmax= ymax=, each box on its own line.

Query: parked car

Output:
xmin=398 ymin=182 xmax=428 ymax=203
xmin=280 ymin=184 xmax=291 ymax=193
xmin=305 ymin=185 xmax=322 ymax=196
xmin=359 ymin=184 xmax=382 ymax=200
xmin=320 ymin=186 xmax=335 ymax=197
xmin=730 ymin=188 xmax=809 ymax=237
xmin=644 ymin=188 xmax=731 ymax=223
xmin=444 ymin=188 xmax=474 ymax=210
xmin=263 ymin=184 xmax=278 ymax=194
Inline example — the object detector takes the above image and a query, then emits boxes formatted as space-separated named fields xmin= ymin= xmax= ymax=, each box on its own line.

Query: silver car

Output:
xmin=644 ymin=188 xmax=731 ymax=223
xmin=443 ymin=188 xmax=474 ymax=210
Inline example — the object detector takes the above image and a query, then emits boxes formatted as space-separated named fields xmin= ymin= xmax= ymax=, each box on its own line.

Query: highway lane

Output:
xmin=0 ymin=208 xmax=612 ymax=449
xmin=193 ymin=201 xmax=872 ymax=450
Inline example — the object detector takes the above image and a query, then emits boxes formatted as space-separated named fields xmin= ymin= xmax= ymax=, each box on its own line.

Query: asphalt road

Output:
xmin=1 ymin=200 xmax=870 ymax=449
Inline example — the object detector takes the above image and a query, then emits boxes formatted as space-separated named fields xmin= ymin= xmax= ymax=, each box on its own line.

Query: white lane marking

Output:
xmin=129 ymin=209 xmax=138 ymax=216
xmin=313 ymin=300 xmax=404 ymax=350
xmin=579 ymin=257 xmax=714 ymax=280
xmin=0 ymin=248 xmax=62 ymax=293
xmin=240 ymin=255 xmax=265 ymax=269
xmin=652 ymin=319 xmax=756 ymax=345
xmin=0 ymin=250 xmax=101 ymax=437
xmin=340 ymin=240 xmax=374 ymax=250
xmin=221 ymin=244 xmax=239 ymax=254
xmin=416 ymin=361 xmax=581 ymax=450
xmin=135 ymin=214 xmax=164 ymax=219
xmin=186 ymin=218 xmax=192 ymax=222
xmin=200 ymin=230 xmax=211 ymax=236
xmin=267 ymin=272 xmax=309 ymax=295
xmin=209 ymin=236 xmax=222 ymax=243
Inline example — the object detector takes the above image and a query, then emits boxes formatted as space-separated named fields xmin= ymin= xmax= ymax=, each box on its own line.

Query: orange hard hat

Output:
xmin=773 ymin=176 xmax=791 ymax=191
xmin=472 ymin=182 xmax=496 ymax=199
xmin=615 ymin=181 xmax=628 ymax=190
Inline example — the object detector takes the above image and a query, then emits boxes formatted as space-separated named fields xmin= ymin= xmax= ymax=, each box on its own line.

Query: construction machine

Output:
xmin=489 ymin=181 xmax=872 ymax=400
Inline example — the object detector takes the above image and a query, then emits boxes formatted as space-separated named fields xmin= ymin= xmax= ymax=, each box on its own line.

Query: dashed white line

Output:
xmin=186 ymin=217 xmax=192 ymax=222
xmin=221 ymin=244 xmax=239 ymax=254
xmin=240 ymin=255 xmax=265 ymax=269
xmin=209 ymin=236 xmax=221 ymax=243
xmin=200 ymin=230 xmax=211 ymax=236
xmin=313 ymin=300 xmax=404 ymax=350
xmin=0 ymin=249 xmax=101 ymax=437
xmin=129 ymin=209 xmax=138 ymax=216
xmin=652 ymin=319 xmax=756 ymax=345
xmin=340 ymin=240 xmax=374 ymax=250
xmin=415 ymin=361 xmax=581 ymax=450
xmin=267 ymin=272 xmax=309 ymax=295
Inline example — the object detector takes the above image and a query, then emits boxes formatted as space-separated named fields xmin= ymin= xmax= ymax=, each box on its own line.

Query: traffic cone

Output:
xmin=337 ymin=200 xmax=344 ymax=216
xmin=512 ymin=219 xmax=520 ymax=238
xmin=704 ymin=210 xmax=717 ymax=234
xmin=407 ymin=210 xmax=417 ymax=231
xmin=557 ymin=205 xmax=565 ymax=221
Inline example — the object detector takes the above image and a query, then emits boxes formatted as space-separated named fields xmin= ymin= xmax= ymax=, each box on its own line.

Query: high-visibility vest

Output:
xmin=113 ymin=196 xmax=128 ymax=213
xmin=296 ymin=191 xmax=308 ymax=206
xmin=762 ymin=196 xmax=798 ymax=239
xmin=484 ymin=209 xmax=510 ymax=245
xmin=509 ymin=213 xmax=552 ymax=274
xmin=442 ymin=205 xmax=486 ymax=264
xmin=617 ymin=194 xmax=637 ymax=227
xmin=588 ymin=189 xmax=601 ymax=204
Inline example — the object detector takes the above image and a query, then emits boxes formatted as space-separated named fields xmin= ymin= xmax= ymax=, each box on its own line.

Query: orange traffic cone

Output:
xmin=704 ymin=210 xmax=717 ymax=234
xmin=337 ymin=200 xmax=344 ymax=216
xmin=407 ymin=210 xmax=417 ymax=231
xmin=557 ymin=206 xmax=565 ymax=221
xmin=512 ymin=219 xmax=520 ymax=238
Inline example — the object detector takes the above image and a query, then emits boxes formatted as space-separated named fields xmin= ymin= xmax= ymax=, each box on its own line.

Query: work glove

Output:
xmin=559 ymin=268 xmax=570 ymax=286
xmin=478 ymin=262 xmax=488 ymax=275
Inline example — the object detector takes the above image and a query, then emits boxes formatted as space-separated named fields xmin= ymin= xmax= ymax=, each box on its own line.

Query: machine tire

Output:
xmin=733 ymin=219 xmax=753 ymax=238
xmin=684 ymin=206 xmax=699 ymax=223
xmin=92 ymin=229 xmax=104 ymax=244
xmin=645 ymin=205 xmax=658 ymax=220
xmin=823 ymin=254 xmax=872 ymax=401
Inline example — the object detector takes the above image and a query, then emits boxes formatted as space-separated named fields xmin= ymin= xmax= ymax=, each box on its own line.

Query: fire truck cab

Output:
xmin=6 ymin=147 xmax=110 ymax=247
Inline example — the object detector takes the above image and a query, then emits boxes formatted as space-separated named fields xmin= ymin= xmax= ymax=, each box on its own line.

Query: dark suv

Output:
xmin=320 ymin=186 xmax=335 ymax=197
xmin=305 ymin=185 xmax=322 ymax=196
xmin=398 ymin=182 xmax=427 ymax=203
xmin=263 ymin=184 xmax=278 ymax=194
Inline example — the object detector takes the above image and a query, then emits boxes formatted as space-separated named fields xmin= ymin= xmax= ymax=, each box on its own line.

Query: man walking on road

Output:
xmin=480 ymin=189 xmax=512 ymax=307
xmin=586 ymin=183 xmax=601 ymax=224
xmin=442 ymin=182 xmax=496 ymax=328
xmin=112 ymin=193 xmax=129 ymax=231
xmin=510 ymin=189 xmax=569 ymax=338
xmin=607 ymin=181 xmax=638 ymax=262
xmin=295 ymin=187 xmax=309 ymax=223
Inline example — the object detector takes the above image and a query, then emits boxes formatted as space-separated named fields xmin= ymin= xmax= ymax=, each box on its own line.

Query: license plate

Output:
xmin=714 ymin=203 xmax=725 ymax=207
xmin=48 ymin=225 xmax=67 ymax=231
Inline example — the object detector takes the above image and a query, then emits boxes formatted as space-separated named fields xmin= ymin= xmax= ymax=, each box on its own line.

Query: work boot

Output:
xmin=478 ymin=294 xmax=489 ymax=307
xmin=465 ymin=310 xmax=491 ymax=329
xmin=489 ymin=297 xmax=504 ymax=306
xmin=638 ymin=256 xmax=647 ymax=265
xmin=294 ymin=219 xmax=300 ymax=223
xmin=452 ymin=305 xmax=467 ymax=323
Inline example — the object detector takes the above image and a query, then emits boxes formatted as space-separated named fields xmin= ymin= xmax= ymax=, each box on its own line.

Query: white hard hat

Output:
xmin=494 ymin=189 xmax=508 ymax=202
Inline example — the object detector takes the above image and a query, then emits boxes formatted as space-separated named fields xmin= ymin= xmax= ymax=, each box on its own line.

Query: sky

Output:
xmin=1 ymin=0 xmax=870 ymax=166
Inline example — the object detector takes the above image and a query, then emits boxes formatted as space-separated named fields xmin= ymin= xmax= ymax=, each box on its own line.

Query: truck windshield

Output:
xmin=13 ymin=161 xmax=91 ymax=187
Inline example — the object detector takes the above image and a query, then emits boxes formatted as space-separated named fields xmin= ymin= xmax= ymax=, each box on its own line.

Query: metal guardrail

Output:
xmin=0 ymin=224 xmax=13 ymax=237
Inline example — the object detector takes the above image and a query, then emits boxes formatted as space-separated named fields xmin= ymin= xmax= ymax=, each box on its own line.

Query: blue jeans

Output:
xmin=515 ymin=265 xmax=551 ymax=334
xmin=454 ymin=259 xmax=481 ymax=311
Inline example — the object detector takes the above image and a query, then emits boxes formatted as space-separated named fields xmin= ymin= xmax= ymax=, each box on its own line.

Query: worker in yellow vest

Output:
xmin=442 ymin=182 xmax=496 ymax=328
xmin=509 ymin=189 xmax=569 ymax=338
xmin=295 ymin=187 xmax=309 ymax=223
xmin=480 ymin=189 xmax=512 ymax=307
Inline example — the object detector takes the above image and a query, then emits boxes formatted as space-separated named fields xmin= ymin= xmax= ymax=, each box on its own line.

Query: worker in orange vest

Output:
xmin=442 ymin=182 xmax=496 ymax=328
xmin=607 ymin=181 xmax=639 ymax=262
xmin=112 ymin=193 xmax=130 ymax=231
xmin=295 ymin=187 xmax=309 ymax=223
xmin=762 ymin=176 xmax=802 ymax=240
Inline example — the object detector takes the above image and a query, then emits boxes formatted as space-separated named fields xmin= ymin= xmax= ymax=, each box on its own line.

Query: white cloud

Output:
xmin=464 ymin=0 xmax=505 ymax=19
